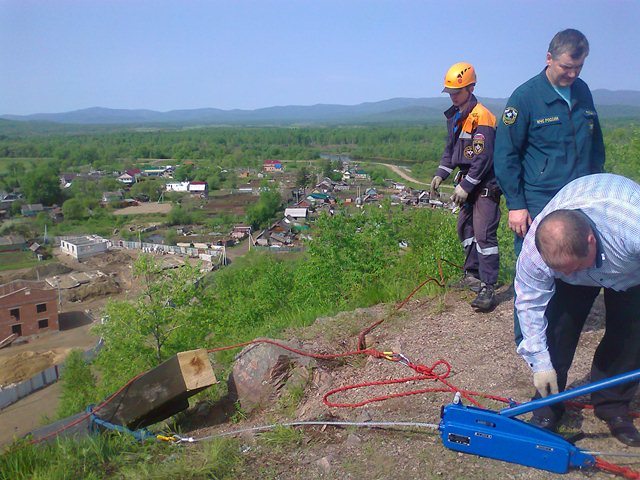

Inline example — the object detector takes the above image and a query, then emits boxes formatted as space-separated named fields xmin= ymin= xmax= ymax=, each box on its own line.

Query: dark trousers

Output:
xmin=532 ymin=281 xmax=640 ymax=421
xmin=457 ymin=195 xmax=501 ymax=286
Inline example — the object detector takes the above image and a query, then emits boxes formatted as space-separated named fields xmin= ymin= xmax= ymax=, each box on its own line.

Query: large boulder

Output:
xmin=228 ymin=339 xmax=316 ymax=414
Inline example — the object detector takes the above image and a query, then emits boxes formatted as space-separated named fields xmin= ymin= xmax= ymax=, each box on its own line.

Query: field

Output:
xmin=0 ymin=251 xmax=50 ymax=272
xmin=113 ymin=202 xmax=172 ymax=215
xmin=203 ymin=192 xmax=259 ymax=216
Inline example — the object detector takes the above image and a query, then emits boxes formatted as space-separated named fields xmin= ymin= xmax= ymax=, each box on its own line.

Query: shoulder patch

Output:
xmin=473 ymin=133 xmax=485 ymax=154
xmin=464 ymin=145 xmax=474 ymax=159
xmin=502 ymin=107 xmax=518 ymax=125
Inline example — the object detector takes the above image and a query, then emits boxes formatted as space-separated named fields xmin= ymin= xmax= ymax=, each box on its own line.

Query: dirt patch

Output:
xmin=65 ymin=276 xmax=120 ymax=302
xmin=0 ymin=348 xmax=71 ymax=385
xmin=203 ymin=193 xmax=258 ymax=216
xmin=183 ymin=289 xmax=638 ymax=479
xmin=113 ymin=203 xmax=172 ymax=215
xmin=0 ymin=262 xmax=72 ymax=284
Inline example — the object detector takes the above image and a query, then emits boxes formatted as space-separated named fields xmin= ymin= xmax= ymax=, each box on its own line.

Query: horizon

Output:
xmin=2 ymin=0 xmax=640 ymax=116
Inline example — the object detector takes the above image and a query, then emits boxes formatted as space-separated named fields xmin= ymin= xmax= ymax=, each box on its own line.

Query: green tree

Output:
xmin=295 ymin=166 xmax=311 ymax=188
xmin=130 ymin=178 xmax=165 ymax=202
xmin=94 ymin=255 xmax=203 ymax=390
xmin=245 ymin=187 xmax=282 ymax=228
xmin=62 ymin=197 xmax=87 ymax=220
xmin=57 ymin=349 xmax=98 ymax=418
xmin=21 ymin=167 xmax=61 ymax=205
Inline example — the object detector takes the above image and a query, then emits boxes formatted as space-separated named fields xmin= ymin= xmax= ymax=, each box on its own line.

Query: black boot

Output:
xmin=449 ymin=271 xmax=482 ymax=293
xmin=471 ymin=283 xmax=497 ymax=312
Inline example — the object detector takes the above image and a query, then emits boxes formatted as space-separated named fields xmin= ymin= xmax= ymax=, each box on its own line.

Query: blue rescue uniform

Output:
xmin=494 ymin=67 xmax=605 ymax=344
xmin=435 ymin=94 xmax=501 ymax=286
xmin=494 ymin=68 xmax=605 ymax=220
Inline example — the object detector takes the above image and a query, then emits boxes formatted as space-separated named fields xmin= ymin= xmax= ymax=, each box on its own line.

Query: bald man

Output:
xmin=515 ymin=174 xmax=640 ymax=446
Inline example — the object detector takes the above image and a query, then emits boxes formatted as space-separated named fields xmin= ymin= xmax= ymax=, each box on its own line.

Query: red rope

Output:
xmin=27 ymin=264 xmax=640 ymax=478
xmin=596 ymin=458 xmax=640 ymax=479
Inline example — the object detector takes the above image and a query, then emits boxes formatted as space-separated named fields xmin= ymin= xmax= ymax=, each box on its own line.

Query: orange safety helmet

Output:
xmin=442 ymin=62 xmax=476 ymax=93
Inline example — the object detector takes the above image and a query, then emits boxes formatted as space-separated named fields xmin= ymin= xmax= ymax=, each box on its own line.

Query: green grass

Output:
xmin=0 ymin=251 xmax=50 ymax=272
xmin=0 ymin=434 xmax=242 ymax=480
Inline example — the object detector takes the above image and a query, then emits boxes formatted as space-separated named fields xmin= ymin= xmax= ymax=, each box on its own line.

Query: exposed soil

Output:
xmin=182 ymin=287 xmax=640 ymax=479
xmin=113 ymin=202 xmax=172 ymax=215
xmin=203 ymin=193 xmax=259 ymax=216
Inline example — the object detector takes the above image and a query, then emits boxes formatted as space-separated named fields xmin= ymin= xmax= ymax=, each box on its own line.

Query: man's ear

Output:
xmin=546 ymin=52 xmax=553 ymax=66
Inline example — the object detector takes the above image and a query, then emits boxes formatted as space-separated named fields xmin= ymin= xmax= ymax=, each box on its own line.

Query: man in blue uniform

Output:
xmin=494 ymin=29 xmax=605 ymax=340
xmin=430 ymin=62 xmax=501 ymax=312
xmin=515 ymin=174 xmax=640 ymax=446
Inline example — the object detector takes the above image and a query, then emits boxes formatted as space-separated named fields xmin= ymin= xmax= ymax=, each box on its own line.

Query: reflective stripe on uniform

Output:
xmin=465 ymin=175 xmax=481 ymax=185
xmin=476 ymin=244 xmax=499 ymax=255
xmin=462 ymin=237 xmax=475 ymax=248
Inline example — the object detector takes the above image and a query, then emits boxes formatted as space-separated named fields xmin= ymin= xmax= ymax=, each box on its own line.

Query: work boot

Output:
xmin=449 ymin=271 xmax=482 ymax=293
xmin=605 ymin=416 xmax=640 ymax=447
xmin=471 ymin=283 xmax=497 ymax=312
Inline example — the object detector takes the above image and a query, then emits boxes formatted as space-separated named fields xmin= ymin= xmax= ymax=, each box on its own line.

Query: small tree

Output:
xmin=57 ymin=349 xmax=98 ymax=418
xmin=94 ymin=255 xmax=203 ymax=390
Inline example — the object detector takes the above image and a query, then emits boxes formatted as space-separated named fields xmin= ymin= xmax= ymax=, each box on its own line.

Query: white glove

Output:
xmin=430 ymin=176 xmax=443 ymax=198
xmin=450 ymin=184 xmax=468 ymax=206
xmin=533 ymin=369 xmax=559 ymax=398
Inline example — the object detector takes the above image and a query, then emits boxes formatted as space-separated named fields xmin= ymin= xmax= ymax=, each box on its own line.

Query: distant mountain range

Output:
xmin=2 ymin=89 xmax=640 ymax=126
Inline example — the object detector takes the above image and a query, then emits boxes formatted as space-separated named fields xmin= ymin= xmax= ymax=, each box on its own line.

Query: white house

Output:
xmin=117 ymin=173 xmax=135 ymax=185
xmin=284 ymin=208 xmax=308 ymax=220
xmin=60 ymin=235 xmax=110 ymax=260
xmin=188 ymin=181 xmax=208 ymax=193
xmin=166 ymin=182 xmax=190 ymax=192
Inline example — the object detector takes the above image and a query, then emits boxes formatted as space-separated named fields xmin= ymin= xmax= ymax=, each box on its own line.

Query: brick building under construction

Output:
xmin=0 ymin=280 xmax=59 ymax=339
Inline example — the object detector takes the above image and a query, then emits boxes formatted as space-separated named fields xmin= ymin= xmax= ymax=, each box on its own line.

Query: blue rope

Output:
xmin=86 ymin=405 xmax=155 ymax=441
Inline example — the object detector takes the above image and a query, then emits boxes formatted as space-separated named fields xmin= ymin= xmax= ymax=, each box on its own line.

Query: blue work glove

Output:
xmin=450 ymin=184 xmax=468 ymax=206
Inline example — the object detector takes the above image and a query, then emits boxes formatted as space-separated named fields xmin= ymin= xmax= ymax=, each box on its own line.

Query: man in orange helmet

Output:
xmin=430 ymin=62 xmax=501 ymax=312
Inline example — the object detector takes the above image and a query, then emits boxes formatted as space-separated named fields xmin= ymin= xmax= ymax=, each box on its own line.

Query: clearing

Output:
xmin=113 ymin=202 xmax=172 ymax=215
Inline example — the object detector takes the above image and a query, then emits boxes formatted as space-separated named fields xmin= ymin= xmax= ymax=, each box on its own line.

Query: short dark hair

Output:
xmin=535 ymin=210 xmax=591 ymax=264
xmin=548 ymin=29 xmax=590 ymax=59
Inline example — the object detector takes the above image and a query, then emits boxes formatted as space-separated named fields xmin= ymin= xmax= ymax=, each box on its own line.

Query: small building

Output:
xmin=101 ymin=191 xmax=124 ymax=203
xmin=0 ymin=280 xmax=59 ymax=338
xmin=143 ymin=168 xmax=170 ymax=178
xmin=354 ymin=170 xmax=369 ymax=180
xmin=21 ymin=204 xmax=44 ymax=217
xmin=188 ymin=181 xmax=208 ymax=194
xmin=60 ymin=235 xmax=110 ymax=260
xmin=59 ymin=173 xmax=77 ymax=188
xmin=166 ymin=182 xmax=190 ymax=192
xmin=0 ymin=235 xmax=26 ymax=252
xmin=263 ymin=160 xmax=283 ymax=172
xmin=231 ymin=225 xmax=252 ymax=240
xmin=284 ymin=208 xmax=308 ymax=220
xmin=117 ymin=173 xmax=136 ymax=185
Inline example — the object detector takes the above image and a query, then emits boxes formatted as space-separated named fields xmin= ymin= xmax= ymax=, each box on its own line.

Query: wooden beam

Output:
xmin=29 ymin=348 xmax=217 ymax=442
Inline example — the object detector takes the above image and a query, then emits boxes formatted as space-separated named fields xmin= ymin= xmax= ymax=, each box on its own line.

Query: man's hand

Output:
xmin=533 ymin=369 xmax=559 ymax=398
xmin=450 ymin=184 xmax=468 ymax=206
xmin=508 ymin=209 xmax=532 ymax=238
xmin=430 ymin=176 xmax=443 ymax=198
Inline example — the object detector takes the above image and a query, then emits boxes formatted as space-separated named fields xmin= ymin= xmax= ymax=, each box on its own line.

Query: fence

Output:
xmin=0 ymin=340 xmax=103 ymax=410
xmin=115 ymin=240 xmax=225 ymax=264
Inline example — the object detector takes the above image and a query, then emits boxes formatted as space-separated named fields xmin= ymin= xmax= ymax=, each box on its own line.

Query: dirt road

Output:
xmin=377 ymin=163 xmax=430 ymax=186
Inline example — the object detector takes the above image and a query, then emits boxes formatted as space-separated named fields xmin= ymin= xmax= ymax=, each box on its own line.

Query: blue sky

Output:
xmin=1 ymin=0 xmax=639 ymax=115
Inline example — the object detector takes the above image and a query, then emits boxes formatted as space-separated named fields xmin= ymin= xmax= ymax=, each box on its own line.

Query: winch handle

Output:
xmin=499 ymin=368 xmax=640 ymax=418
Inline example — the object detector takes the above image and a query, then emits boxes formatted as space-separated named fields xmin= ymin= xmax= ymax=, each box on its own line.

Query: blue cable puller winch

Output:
xmin=440 ymin=369 xmax=640 ymax=474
